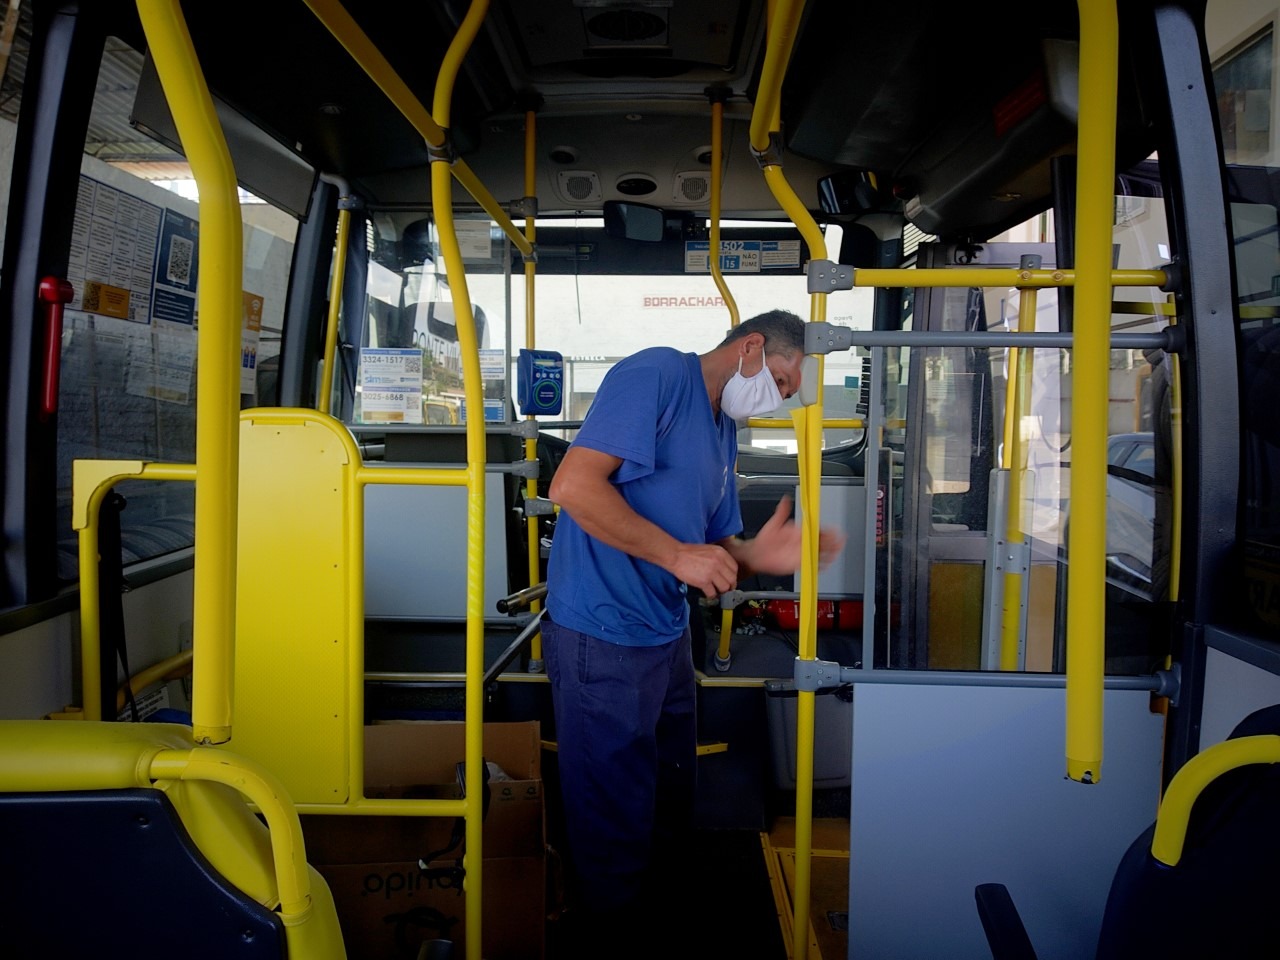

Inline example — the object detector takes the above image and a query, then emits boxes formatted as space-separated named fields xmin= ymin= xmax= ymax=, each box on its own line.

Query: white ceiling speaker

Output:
xmin=557 ymin=170 xmax=603 ymax=203
xmin=673 ymin=171 xmax=710 ymax=203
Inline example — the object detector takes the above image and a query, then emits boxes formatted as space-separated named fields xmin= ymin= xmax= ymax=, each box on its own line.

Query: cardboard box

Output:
xmin=303 ymin=722 xmax=546 ymax=960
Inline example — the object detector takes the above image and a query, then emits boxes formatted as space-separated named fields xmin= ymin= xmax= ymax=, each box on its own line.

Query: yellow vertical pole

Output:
xmin=523 ymin=108 xmax=544 ymax=664
xmin=135 ymin=0 xmax=243 ymax=745
xmin=753 ymin=3 xmax=823 ymax=955
xmin=1169 ymin=331 xmax=1183 ymax=605
xmin=432 ymin=3 xmax=490 ymax=958
xmin=77 ymin=513 xmax=103 ymax=721
xmin=709 ymin=98 xmax=741 ymax=329
xmin=318 ymin=194 xmax=351 ymax=416
xmin=1065 ymin=0 xmax=1118 ymax=784
xmin=999 ymin=288 xmax=1037 ymax=670
xmin=710 ymin=92 xmax=741 ymax=663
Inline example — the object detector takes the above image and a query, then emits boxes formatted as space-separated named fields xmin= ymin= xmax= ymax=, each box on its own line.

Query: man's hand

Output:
xmin=723 ymin=495 xmax=847 ymax=578
xmin=671 ymin=542 xmax=739 ymax=600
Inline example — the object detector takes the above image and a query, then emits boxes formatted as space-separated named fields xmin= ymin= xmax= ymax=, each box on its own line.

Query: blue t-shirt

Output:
xmin=546 ymin=347 xmax=741 ymax=646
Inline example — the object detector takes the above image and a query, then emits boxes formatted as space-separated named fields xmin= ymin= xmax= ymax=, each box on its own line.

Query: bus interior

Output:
xmin=2 ymin=1 xmax=1280 ymax=959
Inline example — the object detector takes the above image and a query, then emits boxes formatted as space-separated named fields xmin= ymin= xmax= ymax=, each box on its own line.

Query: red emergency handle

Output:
xmin=38 ymin=276 xmax=74 ymax=421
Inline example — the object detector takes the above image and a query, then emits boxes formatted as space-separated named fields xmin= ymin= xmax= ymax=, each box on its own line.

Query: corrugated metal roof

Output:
xmin=86 ymin=39 xmax=181 ymax=163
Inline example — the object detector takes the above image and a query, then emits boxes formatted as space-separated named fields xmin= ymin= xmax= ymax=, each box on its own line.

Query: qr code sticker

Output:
xmin=404 ymin=354 xmax=422 ymax=374
xmin=167 ymin=234 xmax=194 ymax=286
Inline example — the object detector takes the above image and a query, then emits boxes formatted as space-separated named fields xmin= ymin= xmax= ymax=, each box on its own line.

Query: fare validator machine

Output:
xmin=517 ymin=348 xmax=564 ymax=416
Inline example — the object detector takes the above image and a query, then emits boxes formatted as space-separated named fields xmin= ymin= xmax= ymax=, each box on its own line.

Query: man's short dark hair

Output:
xmin=717 ymin=309 xmax=806 ymax=355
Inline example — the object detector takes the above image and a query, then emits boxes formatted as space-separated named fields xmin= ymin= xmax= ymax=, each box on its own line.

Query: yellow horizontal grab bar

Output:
xmin=1151 ymin=735 xmax=1280 ymax=866
xmin=117 ymin=650 xmax=194 ymax=712
xmin=295 ymin=797 xmax=469 ymax=818
xmin=356 ymin=466 xmax=471 ymax=487
xmin=747 ymin=417 xmax=864 ymax=429
xmin=1113 ymin=299 xmax=1176 ymax=316
xmin=72 ymin=459 xmax=196 ymax=530
xmin=853 ymin=267 xmax=1167 ymax=289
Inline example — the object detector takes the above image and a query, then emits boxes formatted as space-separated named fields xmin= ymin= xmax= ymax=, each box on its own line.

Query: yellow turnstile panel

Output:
xmin=230 ymin=409 xmax=357 ymax=802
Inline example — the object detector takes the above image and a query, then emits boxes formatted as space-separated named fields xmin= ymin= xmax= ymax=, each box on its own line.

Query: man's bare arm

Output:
xmin=549 ymin=446 xmax=739 ymax=598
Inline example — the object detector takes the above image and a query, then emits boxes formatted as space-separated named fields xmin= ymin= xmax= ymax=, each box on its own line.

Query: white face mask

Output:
xmin=720 ymin=351 xmax=783 ymax=423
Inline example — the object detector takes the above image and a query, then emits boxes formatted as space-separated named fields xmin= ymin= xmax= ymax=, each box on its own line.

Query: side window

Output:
xmin=1124 ymin=442 xmax=1155 ymax=480
xmin=0 ymin=2 xmax=26 ymax=266
xmin=52 ymin=36 xmax=298 ymax=579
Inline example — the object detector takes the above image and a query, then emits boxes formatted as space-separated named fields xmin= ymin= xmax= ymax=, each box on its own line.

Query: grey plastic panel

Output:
xmin=795 ymin=478 xmax=867 ymax=595
xmin=364 ymin=473 xmax=509 ymax=620
xmin=847 ymin=680 xmax=1164 ymax=960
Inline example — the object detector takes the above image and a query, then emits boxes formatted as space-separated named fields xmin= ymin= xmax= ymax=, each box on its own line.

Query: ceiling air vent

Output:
xmin=616 ymin=174 xmax=657 ymax=196
xmin=557 ymin=170 xmax=603 ymax=204
xmin=673 ymin=172 xmax=710 ymax=203
xmin=585 ymin=9 xmax=668 ymax=45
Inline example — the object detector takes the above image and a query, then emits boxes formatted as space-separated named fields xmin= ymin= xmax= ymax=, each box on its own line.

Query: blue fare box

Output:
xmin=517 ymin=349 xmax=564 ymax=416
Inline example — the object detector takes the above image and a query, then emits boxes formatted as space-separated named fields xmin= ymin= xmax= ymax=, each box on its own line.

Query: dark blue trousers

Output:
xmin=542 ymin=614 xmax=697 ymax=915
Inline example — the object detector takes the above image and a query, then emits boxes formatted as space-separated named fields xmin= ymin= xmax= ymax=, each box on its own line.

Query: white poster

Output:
xmin=359 ymin=347 xmax=424 ymax=423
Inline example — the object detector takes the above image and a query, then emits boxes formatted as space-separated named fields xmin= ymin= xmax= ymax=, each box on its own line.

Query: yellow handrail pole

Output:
xmin=751 ymin=3 xmax=829 ymax=955
xmin=135 ymin=0 xmax=243 ymax=746
xmin=749 ymin=0 xmax=806 ymax=154
xmin=432 ymin=3 xmax=489 ymax=957
xmin=1169 ymin=329 xmax=1183 ymax=604
xmin=301 ymin=0 xmax=532 ymax=260
xmin=709 ymin=91 xmax=741 ymax=664
xmin=709 ymin=97 xmax=740 ymax=328
xmin=72 ymin=459 xmax=197 ymax=720
xmin=118 ymin=650 xmax=193 ymax=713
xmin=1150 ymin=735 xmax=1280 ymax=865
xmin=150 ymin=748 xmax=315 ymax=919
xmin=434 ymin=149 xmax=490 ymax=960
xmin=523 ymin=108 xmax=544 ymax=665
xmin=1065 ymin=0 xmax=1119 ymax=785
xmin=318 ymin=180 xmax=351 ymax=416
xmin=999 ymin=288 xmax=1038 ymax=670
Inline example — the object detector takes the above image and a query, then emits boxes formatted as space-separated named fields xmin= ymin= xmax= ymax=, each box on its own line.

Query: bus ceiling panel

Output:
xmin=353 ymin=112 xmax=849 ymax=219
xmin=161 ymin=0 xmax=513 ymax=202
xmin=781 ymin=0 xmax=1158 ymax=241
xmin=489 ymin=0 xmax=766 ymax=93
xmin=157 ymin=0 xmax=777 ymax=210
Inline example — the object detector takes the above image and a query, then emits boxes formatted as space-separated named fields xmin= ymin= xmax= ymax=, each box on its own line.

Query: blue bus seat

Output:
xmin=0 ymin=720 xmax=346 ymax=959
xmin=0 ymin=789 xmax=286 ymax=958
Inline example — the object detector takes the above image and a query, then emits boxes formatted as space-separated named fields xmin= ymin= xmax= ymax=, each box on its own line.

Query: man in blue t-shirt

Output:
xmin=543 ymin=309 xmax=845 ymax=952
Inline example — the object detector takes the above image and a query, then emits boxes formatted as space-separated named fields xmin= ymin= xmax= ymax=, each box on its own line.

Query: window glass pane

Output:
xmin=54 ymin=37 xmax=298 ymax=579
xmin=1213 ymin=27 xmax=1273 ymax=165
xmin=0 ymin=1 xmax=29 ymax=266
xmin=353 ymin=216 xmax=874 ymax=452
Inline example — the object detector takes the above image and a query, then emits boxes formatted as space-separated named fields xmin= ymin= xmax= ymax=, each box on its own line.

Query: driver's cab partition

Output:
xmin=901 ymin=242 xmax=1064 ymax=672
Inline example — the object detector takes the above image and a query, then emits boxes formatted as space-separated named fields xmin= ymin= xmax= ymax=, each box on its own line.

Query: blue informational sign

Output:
xmin=150 ymin=209 xmax=200 ymax=326
xmin=517 ymin=348 xmax=564 ymax=415
xmin=683 ymin=238 xmax=801 ymax=273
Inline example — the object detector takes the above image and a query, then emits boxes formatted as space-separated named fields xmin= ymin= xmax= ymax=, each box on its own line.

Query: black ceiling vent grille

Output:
xmin=616 ymin=175 xmax=657 ymax=196
xmin=586 ymin=10 xmax=668 ymax=44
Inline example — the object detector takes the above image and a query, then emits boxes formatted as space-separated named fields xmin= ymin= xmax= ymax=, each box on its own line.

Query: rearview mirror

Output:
xmin=603 ymin=201 xmax=665 ymax=242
